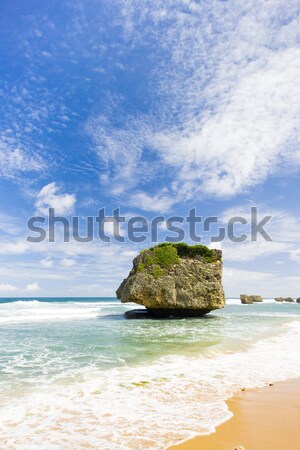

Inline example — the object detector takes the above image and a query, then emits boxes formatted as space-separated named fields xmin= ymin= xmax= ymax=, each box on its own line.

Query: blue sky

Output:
xmin=0 ymin=0 xmax=300 ymax=297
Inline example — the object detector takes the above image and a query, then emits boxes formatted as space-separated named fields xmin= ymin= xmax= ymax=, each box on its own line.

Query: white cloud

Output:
xmin=153 ymin=48 xmax=300 ymax=199
xmin=223 ymin=240 xmax=292 ymax=262
xmin=158 ymin=221 xmax=168 ymax=231
xmin=0 ymin=282 xmax=40 ymax=293
xmin=87 ymin=0 xmax=300 ymax=206
xmin=0 ymin=213 xmax=22 ymax=236
xmin=35 ymin=182 xmax=76 ymax=215
xmin=224 ymin=267 xmax=300 ymax=297
xmin=41 ymin=51 xmax=52 ymax=58
xmin=289 ymin=249 xmax=300 ymax=263
xmin=219 ymin=204 xmax=300 ymax=261
xmin=0 ymin=241 xmax=30 ymax=255
xmin=0 ymin=139 xmax=44 ymax=180
xmin=1 ymin=1 xmax=300 ymax=297
xmin=60 ymin=258 xmax=76 ymax=267
xmin=121 ymin=250 xmax=138 ymax=258
xmin=0 ymin=283 xmax=17 ymax=292
xmin=24 ymin=282 xmax=40 ymax=292
xmin=129 ymin=192 xmax=175 ymax=212
xmin=40 ymin=257 xmax=53 ymax=268
xmin=0 ymin=238 xmax=98 ymax=257
xmin=1 ymin=53 xmax=73 ymax=184
xmin=102 ymin=218 xmax=126 ymax=238
xmin=208 ymin=242 xmax=222 ymax=251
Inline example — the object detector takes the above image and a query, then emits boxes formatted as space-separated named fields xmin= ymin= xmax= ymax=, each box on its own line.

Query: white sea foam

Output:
xmin=0 ymin=298 xmax=293 ymax=325
xmin=0 ymin=308 xmax=101 ymax=324
xmin=226 ymin=298 xmax=285 ymax=305
xmin=0 ymin=320 xmax=299 ymax=450
xmin=0 ymin=300 xmax=131 ymax=324
xmin=13 ymin=299 xmax=40 ymax=304
xmin=0 ymin=303 xmax=98 ymax=324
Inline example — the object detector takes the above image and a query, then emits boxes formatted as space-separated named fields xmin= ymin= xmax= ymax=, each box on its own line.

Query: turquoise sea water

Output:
xmin=0 ymin=297 xmax=300 ymax=449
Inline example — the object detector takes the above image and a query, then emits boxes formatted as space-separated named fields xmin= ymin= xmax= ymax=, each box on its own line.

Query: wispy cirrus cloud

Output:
xmin=1 ymin=0 xmax=299 ymax=297
xmin=152 ymin=47 xmax=300 ymax=199
xmin=86 ymin=0 xmax=300 ymax=210
xmin=0 ymin=136 xmax=45 ymax=181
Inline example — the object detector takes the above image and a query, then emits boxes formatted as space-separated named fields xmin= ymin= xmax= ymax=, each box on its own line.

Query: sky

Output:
xmin=0 ymin=0 xmax=300 ymax=297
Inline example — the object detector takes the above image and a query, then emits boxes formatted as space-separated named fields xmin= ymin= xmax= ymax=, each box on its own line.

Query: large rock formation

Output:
xmin=116 ymin=243 xmax=225 ymax=318
xmin=297 ymin=298 xmax=300 ymax=304
xmin=240 ymin=294 xmax=263 ymax=304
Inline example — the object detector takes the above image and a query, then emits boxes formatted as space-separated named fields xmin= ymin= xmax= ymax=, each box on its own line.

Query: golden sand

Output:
xmin=167 ymin=379 xmax=300 ymax=450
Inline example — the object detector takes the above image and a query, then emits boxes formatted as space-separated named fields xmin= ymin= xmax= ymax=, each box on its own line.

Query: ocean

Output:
xmin=0 ymin=297 xmax=299 ymax=449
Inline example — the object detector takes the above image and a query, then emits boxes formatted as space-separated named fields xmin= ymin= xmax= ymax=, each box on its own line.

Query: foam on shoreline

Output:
xmin=0 ymin=319 xmax=300 ymax=449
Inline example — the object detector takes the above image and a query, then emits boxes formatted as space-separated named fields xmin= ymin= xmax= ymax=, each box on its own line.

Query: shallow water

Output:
xmin=0 ymin=298 xmax=299 ymax=449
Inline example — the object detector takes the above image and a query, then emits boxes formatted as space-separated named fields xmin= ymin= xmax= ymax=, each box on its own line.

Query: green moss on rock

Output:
xmin=136 ymin=242 xmax=217 ymax=279
xmin=149 ymin=242 xmax=215 ymax=263
xmin=137 ymin=244 xmax=180 ymax=277
xmin=151 ymin=265 xmax=164 ymax=279
xmin=152 ymin=245 xmax=179 ymax=268
xmin=136 ymin=263 xmax=145 ymax=272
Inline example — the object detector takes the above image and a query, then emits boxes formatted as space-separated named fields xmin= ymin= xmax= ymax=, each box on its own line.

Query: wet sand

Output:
xmin=167 ymin=379 xmax=300 ymax=450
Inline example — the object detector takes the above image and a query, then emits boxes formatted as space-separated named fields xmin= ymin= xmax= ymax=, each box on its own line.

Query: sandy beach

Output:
xmin=167 ymin=378 xmax=300 ymax=450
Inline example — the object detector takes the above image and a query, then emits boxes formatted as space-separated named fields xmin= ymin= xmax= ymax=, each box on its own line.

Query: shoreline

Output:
xmin=167 ymin=378 xmax=300 ymax=450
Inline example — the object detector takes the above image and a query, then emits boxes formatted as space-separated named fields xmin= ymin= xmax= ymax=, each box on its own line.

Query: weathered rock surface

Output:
xmin=240 ymin=294 xmax=263 ymax=304
xmin=284 ymin=297 xmax=295 ymax=302
xmin=124 ymin=309 xmax=152 ymax=320
xmin=275 ymin=297 xmax=295 ymax=302
xmin=240 ymin=294 xmax=253 ymax=304
xmin=124 ymin=309 xmax=188 ymax=320
xmin=117 ymin=243 xmax=225 ymax=318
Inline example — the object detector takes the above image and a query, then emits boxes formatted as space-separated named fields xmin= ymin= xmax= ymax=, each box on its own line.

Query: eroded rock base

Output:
xmin=124 ymin=308 xmax=211 ymax=319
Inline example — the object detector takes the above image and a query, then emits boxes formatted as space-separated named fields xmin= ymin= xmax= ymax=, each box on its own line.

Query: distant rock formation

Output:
xmin=297 ymin=298 xmax=300 ymax=303
xmin=275 ymin=297 xmax=295 ymax=302
xmin=240 ymin=294 xmax=263 ymax=304
xmin=117 ymin=243 xmax=225 ymax=318
xmin=240 ymin=295 xmax=253 ymax=304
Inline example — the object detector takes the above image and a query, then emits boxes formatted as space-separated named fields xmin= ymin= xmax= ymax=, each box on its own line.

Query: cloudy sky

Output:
xmin=1 ymin=0 xmax=300 ymax=297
